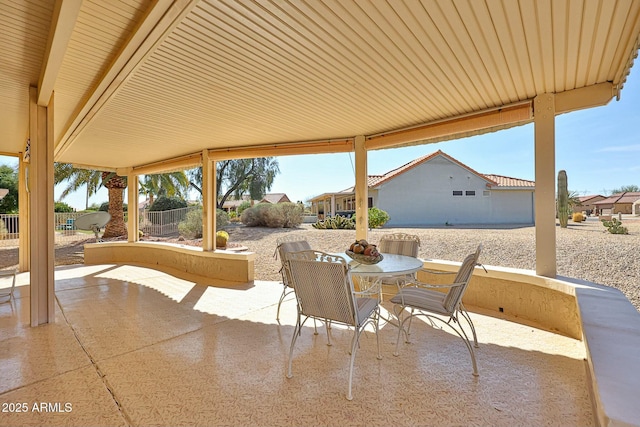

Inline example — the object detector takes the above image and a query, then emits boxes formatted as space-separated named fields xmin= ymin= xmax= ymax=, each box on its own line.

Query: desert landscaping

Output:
xmin=1 ymin=216 xmax=639 ymax=311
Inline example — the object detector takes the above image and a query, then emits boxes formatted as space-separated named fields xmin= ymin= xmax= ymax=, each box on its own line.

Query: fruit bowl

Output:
xmin=345 ymin=250 xmax=384 ymax=264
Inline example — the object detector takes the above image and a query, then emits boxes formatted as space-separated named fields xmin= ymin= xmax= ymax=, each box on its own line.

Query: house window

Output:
xmin=483 ymin=190 xmax=491 ymax=197
xmin=453 ymin=191 xmax=463 ymax=196
xmin=368 ymin=197 xmax=373 ymax=208
xmin=466 ymin=190 xmax=475 ymax=196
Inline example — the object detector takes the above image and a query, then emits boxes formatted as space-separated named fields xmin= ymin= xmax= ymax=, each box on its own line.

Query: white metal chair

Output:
xmin=0 ymin=269 xmax=17 ymax=302
xmin=391 ymin=244 xmax=483 ymax=376
xmin=274 ymin=236 xmax=312 ymax=321
xmin=376 ymin=233 xmax=421 ymax=293
xmin=285 ymin=250 xmax=381 ymax=400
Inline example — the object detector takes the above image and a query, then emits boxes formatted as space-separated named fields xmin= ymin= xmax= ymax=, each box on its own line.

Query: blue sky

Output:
xmin=2 ymin=67 xmax=639 ymax=210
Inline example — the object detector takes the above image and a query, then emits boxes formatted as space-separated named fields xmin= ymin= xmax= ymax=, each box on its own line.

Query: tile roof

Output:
xmin=578 ymin=195 xmax=605 ymax=203
xmin=483 ymin=174 xmax=535 ymax=188
xmin=594 ymin=192 xmax=640 ymax=205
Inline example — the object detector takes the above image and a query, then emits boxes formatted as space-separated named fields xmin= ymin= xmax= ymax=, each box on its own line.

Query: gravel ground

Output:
xmin=2 ymin=217 xmax=638 ymax=311
xmin=222 ymin=217 xmax=640 ymax=311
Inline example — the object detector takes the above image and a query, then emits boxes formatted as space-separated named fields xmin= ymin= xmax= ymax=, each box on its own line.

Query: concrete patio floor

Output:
xmin=1 ymin=264 xmax=593 ymax=426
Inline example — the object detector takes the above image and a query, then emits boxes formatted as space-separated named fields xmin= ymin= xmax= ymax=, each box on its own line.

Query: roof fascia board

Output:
xmin=38 ymin=0 xmax=82 ymax=106
xmin=555 ymin=83 xmax=614 ymax=114
xmin=207 ymin=139 xmax=354 ymax=161
xmin=365 ymin=102 xmax=532 ymax=151
xmin=127 ymin=152 xmax=203 ymax=176
xmin=54 ymin=0 xmax=198 ymax=159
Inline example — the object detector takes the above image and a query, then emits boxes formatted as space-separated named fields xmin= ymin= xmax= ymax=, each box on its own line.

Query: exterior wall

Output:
xmin=375 ymin=156 xmax=534 ymax=226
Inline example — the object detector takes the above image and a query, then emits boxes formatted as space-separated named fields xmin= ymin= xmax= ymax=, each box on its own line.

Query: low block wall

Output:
xmin=84 ymin=241 xmax=255 ymax=285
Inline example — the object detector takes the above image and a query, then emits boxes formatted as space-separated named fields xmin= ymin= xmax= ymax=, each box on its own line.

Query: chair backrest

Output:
xmin=443 ymin=244 xmax=482 ymax=313
xmin=377 ymin=233 xmax=421 ymax=257
xmin=276 ymin=237 xmax=312 ymax=287
xmin=286 ymin=250 xmax=356 ymax=326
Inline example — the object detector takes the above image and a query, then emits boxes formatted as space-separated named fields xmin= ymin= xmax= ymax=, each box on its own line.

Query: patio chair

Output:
xmin=285 ymin=250 xmax=381 ymax=400
xmin=274 ymin=236 xmax=312 ymax=321
xmin=390 ymin=244 xmax=483 ymax=376
xmin=0 ymin=269 xmax=17 ymax=302
xmin=376 ymin=233 xmax=421 ymax=293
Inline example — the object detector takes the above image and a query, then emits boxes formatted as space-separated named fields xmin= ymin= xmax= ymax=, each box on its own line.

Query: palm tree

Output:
xmin=54 ymin=163 xmax=102 ymax=210
xmin=139 ymin=172 xmax=190 ymax=206
xmin=101 ymin=172 xmax=128 ymax=238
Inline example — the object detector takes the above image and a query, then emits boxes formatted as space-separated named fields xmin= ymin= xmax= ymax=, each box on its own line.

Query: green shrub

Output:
xmin=178 ymin=207 xmax=203 ymax=239
xmin=237 ymin=201 xmax=252 ymax=216
xmin=240 ymin=203 xmax=302 ymax=228
xmin=54 ymin=202 xmax=74 ymax=213
xmin=99 ymin=201 xmax=127 ymax=212
xmin=312 ymin=215 xmax=355 ymax=229
xmin=368 ymin=207 xmax=390 ymax=228
xmin=602 ymin=218 xmax=629 ymax=234
xmin=217 ymin=209 xmax=230 ymax=227
xmin=148 ymin=196 xmax=187 ymax=212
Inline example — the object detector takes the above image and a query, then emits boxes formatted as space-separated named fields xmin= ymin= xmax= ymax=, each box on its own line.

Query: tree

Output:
xmin=139 ymin=172 xmax=190 ymax=205
xmin=101 ymin=172 xmax=127 ymax=238
xmin=189 ymin=158 xmax=280 ymax=209
xmin=0 ymin=164 xmax=19 ymax=213
xmin=54 ymin=163 xmax=102 ymax=210
xmin=611 ymin=184 xmax=639 ymax=194
xmin=54 ymin=202 xmax=74 ymax=213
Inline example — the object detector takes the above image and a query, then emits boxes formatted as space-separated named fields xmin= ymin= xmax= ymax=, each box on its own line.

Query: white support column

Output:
xmin=354 ymin=135 xmax=368 ymax=240
xmin=534 ymin=94 xmax=557 ymax=277
xmin=28 ymin=86 xmax=55 ymax=326
xmin=331 ymin=195 xmax=336 ymax=217
xmin=127 ymin=172 xmax=139 ymax=242
xmin=202 ymin=150 xmax=215 ymax=251
xmin=18 ymin=154 xmax=29 ymax=272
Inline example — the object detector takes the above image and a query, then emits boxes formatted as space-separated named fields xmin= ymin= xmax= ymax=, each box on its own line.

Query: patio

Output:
xmin=1 ymin=265 xmax=592 ymax=427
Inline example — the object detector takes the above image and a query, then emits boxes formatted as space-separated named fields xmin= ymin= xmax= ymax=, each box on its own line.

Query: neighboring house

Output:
xmin=574 ymin=195 xmax=606 ymax=216
xmin=594 ymin=192 xmax=640 ymax=216
xmin=309 ymin=150 xmax=535 ymax=226
xmin=221 ymin=193 xmax=291 ymax=213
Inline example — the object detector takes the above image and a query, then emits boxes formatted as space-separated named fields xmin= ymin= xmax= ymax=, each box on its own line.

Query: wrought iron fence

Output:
xmin=0 ymin=206 xmax=200 ymax=248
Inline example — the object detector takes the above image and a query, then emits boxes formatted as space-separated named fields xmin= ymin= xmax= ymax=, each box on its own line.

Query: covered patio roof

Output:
xmin=1 ymin=0 xmax=639 ymax=168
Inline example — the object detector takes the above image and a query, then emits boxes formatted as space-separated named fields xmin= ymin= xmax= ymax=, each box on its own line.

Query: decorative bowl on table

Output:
xmin=345 ymin=239 xmax=383 ymax=264
xmin=345 ymin=250 xmax=383 ymax=264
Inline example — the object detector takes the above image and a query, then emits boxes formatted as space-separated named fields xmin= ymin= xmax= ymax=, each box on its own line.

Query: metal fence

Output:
xmin=0 ymin=206 xmax=199 ymax=248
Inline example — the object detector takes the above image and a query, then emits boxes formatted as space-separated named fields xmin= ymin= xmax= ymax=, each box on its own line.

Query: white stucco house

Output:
xmin=309 ymin=150 xmax=535 ymax=226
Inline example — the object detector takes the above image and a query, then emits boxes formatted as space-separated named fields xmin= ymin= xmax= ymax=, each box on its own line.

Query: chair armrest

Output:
xmin=404 ymin=281 xmax=465 ymax=290
xmin=420 ymin=268 xmax=456 ymax=275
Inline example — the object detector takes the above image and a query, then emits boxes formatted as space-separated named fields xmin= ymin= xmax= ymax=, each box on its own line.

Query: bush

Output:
xmin=178 ymin=208 xmax=229 ymax=239
xmin=368 ymin=207 xmax=390 ymax=228
xmin=237 ymin=201 xmax=251 ymax=216
xmin=240 ymin=203 xmax=303 ymax=228
xmin=178 ymin=207 xmax=203 ymax=239
xmin=572 ymin=212 xmax=585 ymax=222
xmin=312 ymin=215 xmax=355 ymax=229
xmin=148 ymin=196 xmax=187 ymax=212
xmin=602 ymin=218 xmax=629 ymax=234
xmin=54 ymin=202 xmax=74 ymax=213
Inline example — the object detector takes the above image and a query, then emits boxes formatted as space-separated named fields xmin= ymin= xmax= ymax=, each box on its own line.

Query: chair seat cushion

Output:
xmin=390 ymin=287 xmax=450 ymax=316
xmin=355 ymin=297 xmax=378 ymax=324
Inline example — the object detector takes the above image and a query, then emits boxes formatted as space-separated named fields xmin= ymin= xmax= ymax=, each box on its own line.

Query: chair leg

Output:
xmin=286 ymin=314 xmax=303 ymax=379
xmin=276 ymin=285 xmax=291 ymax=321
xmin=458 ymin=303 xmax=478 ymax=348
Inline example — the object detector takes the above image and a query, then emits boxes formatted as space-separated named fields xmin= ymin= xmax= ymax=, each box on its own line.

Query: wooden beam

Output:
xmin=38 ymin=0 xmax=82 ymax=106
xmin=127 ymin=152 xmax=202 ymax=176
xmin=207 ymin=139 xmax=353 ymax=161
xmin=366 ymin=102 xmax=532 ymax=150
xmin=555 ymin=82 xmax=614 ymax=114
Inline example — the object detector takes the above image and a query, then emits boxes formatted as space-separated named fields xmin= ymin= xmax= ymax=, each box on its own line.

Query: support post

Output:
xmin=202 ymin=150 xmax=215 ymax=251
xmin=28 ymin=86 xmax=55 ymax=326
xmin=534 ymin=93 xmax=557 ymax=277
xmin=354 ymin=135 xmax=368 ymax=241
xmin=18 ymin=154 xmax=29 ymax=272
xmin=127 ymin=172 xmax=139 ymax=242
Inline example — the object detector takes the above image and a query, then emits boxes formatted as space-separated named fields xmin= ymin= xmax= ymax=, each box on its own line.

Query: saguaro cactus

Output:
xmin=557 ymin=170 xmax=569 ymax=228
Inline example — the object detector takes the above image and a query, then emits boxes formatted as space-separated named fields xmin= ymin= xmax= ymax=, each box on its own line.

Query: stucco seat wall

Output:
xmin=84 ymin=242 xmax=255 ymax=285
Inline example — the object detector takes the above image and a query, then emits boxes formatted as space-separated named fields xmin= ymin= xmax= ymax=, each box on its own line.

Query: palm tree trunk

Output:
xmin=103 ymin=186 xmax=127 ymax=238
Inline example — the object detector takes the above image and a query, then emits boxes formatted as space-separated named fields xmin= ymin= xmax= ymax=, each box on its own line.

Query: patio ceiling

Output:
xmin=1 ymin=0 xmax=640 ymax=171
